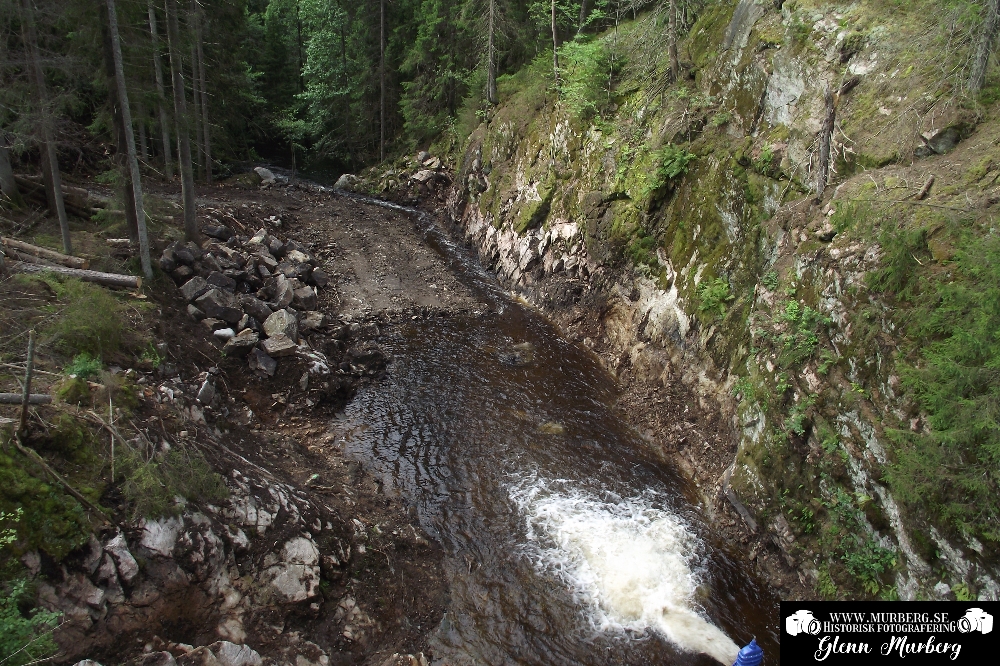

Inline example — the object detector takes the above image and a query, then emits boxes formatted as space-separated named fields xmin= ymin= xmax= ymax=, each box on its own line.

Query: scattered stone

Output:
xmin=263 ymin=309 xmax=298 ymax=341
xmin=285 ymin=249 xmax=313 ymax=265
xmin=202 ymin=224 xmax=234 ymax=241
xmin=160 ymin=246 xmax=178 ymax=272
xmin=197 ymin=379 xmax=216 ymax=404
xmin=248 ymin=348 xmax=277 ymax=376
xmin=223 ymin=329 xmax=259 ymax=357
xmin=299 ymin=311 xmax=326 ymax=332
xmin=196 ymin=289 xmax=243 ymax=325
xmin=240 ymin=295 xmax=273 ymax=323
xmin=171 ymin=265 xmax=194 ymax=282
xmin=237 ymin=314 xmax=259 ymax=333
xmin=187 ymin=304 xmax=206 ymax=321
xmin=308 ymin=268 xmax=329 ymax=288
xmin=292 ymin=286 xmax=317 ymax=310
xmin=267 ymin=237 xmax=285 ymax=258
xmin=141 ymin=653 xmax=176 ymax=666
xmin=181 ymin=276 xmax=212 ymax=302
xmin=206 ymin=271 xmax=237 ymax=292
xmin=213 ymin=328 xmax=236 ymax=341
xmin=262 ymin=334 xmax=297 ymax=358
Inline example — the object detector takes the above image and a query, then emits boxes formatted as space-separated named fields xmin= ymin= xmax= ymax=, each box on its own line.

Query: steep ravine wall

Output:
xmin=443 ymin=0 xmax=1000 ymax=600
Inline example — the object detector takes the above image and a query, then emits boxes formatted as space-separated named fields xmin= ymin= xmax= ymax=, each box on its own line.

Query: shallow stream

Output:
xmin=329 ymin=199 xmax=779 ymax=665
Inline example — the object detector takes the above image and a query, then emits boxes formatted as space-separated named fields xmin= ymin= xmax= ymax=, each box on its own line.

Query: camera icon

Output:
xmin=785 ymin=609 xmax=822 ymax=636
xmin=957 ymin=608 xmax=993 ymax=634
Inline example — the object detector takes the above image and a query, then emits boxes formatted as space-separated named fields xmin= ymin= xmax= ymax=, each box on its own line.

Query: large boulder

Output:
xmin=261 ymin=334 xmax=296 ymax=358
xmin=223 ymin=329 xmax=259 ymax=357
xmin=334 ymin=173 xmax=359 ymax=191
xmin=253 ymin=166 xmax=276 ymax=183
xmin=181 ymin=276 xmax=211 ymax=302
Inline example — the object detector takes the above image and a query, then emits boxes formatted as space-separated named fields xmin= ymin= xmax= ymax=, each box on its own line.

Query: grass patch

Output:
xmin=38 ymin=277 xmax=129 ymax=360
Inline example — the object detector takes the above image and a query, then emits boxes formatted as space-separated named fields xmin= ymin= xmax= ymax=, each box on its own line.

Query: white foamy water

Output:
xmin=509 ymin=477 xmax=740 ymax=665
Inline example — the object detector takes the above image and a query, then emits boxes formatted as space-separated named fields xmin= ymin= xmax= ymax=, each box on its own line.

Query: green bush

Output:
xmin=776 ymin=300 xmax=831 ymax=369
xmin=558 ymin=35 xmax=610 ymax=120
xmin=64 ymin=353 xmax=102 ymax=379
xmin=41 ymin=278 xmax=127 ymax=359
xmin=118 ymin=446 xmax=229 ymax=520
xmin=888 ymin=232 xmax=1000 ymax=542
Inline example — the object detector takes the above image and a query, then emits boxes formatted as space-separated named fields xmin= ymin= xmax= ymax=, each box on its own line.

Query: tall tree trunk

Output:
xmin=669 ymin=0 xmax=679 ymax=82
xmin=379 ymin=0 xmax=385 ymax=162
xmin=341 ymin=23 xmax=350 ymax=155
xmin=19 ymin=0 xmax=71 ymax=254
xmin=101 ymin=6 xmax=140 ymax=242
xmin=551 ymin=0 xmax=560 ymax=86
xmin=0 ymin=136 xmax=24 ymax=208
xmin=194 ymin=3 xmax=211 ymax=185
xmin=165 ymin=0 xmax=197 ymax=241
xmin=486 ymin=0 xmax=497 ymax=105
xmin=148 ymin=0 xmax=173 ymax=179
xmin=137 ymin=102 xmax=149 ymax=161
xmin=106 ymin=0 xmax=152 ymax=279
xmin=577 ymin=0 xmax=590 ymax=34
xmin=295 ymin=0 xmax=304 ymax=94
xmin=969 ymin=0 xmax=1000 ymax=93
xmin=190 ymin=38 xmax=203 ymax=181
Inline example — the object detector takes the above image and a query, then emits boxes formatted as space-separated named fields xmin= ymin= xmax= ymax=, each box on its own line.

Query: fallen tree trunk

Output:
xmin=8 ymin=249 xmax=61 ymax=267
xmin=2 ymin=236 xmax=90 ymax=269
xmin=14 ymin=174 xmax=90 ymax=210
xmin=10 ymin=261 xmax=141 ymax=289
xmin=0 ymin=393 xmax=50 ymax=405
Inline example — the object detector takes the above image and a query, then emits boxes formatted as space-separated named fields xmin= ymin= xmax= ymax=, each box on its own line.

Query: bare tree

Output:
xmin=486 ymin=0 xmax=498 ymax=105
xmin=190 ymin=36 xmax=203 ymax=180
xmin=193 ymin=0 xmax=211 ymax=184
xmin=106 ymin=0 xmax=152 ymax=278
xmin=0 ymin=134 xmax=24 ymax=207
xmin=148 ymin=0 xmax=174 ymax=179
xmin=551 ymin=0 xmax=560 ymax=86
xmin=165 ymin=0 xmax=197 ymax=241
xmin=969 ymin=0 xmax=1000 ymax=93
xmin=380 ymin=0 xmax=386 ymax=162
xmin=668 ymin=0 xmax=679 ymax=82
xmin=19 ymin=0 xmax=70 ymax=254
xmin=815 ymin=86 xmax=836 ymax=200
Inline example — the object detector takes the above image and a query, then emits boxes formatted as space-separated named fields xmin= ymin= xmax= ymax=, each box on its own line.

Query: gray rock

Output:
xmin=187 ymin=304 xmax=206 ymax=321
xmin=299 ymin=311 xmax=326 ymax=332
xmin=237 ymin=314 xmax=259 ymax=333
xmin=334 ymin=173 xmax=359 ymax=191
xmin=249 ymin=228 xmax=268 ymax=245
xmin=272 ymin=274 xmax=295 ymax=308
xmin=293 ymin=286 xmax=317 ymax=311
xmin=205 ymin=641 xmax=262 ymax=666
xmin=206 ymin=271 xmax=237 ymax=292
xmin=248 ymin=348 xmax=277 ymax=376
xmin=196 ymin=289 xmax=243 ymax=325
xmin=160 ymin=245 xmax=178 ymax=272
xmin=171 ymin=265 xmax=194 ymax=283
xmin=416 ymin=150 xmax=430 ymax=163
xmin=254 ymin=166 xmax=276 ymax=183
xmin=223 ymin=330 xmax=259 ymax=357
xmin=103 ymin=532 xmax=139 ymax=583
xmin=285 ymin=249 xmax=313 ymax=265
xmin=308 ymin=268 xmax=329 ymax=288
xmin=72 ymin=661 xmax=104 ymax=666
xmin=141 ymin=653 xmax=177 ymax=666
xmin=202 ymin=224 xmax=234 ymax=241
xmin=181 ymin=276 xmax=211 ymax=302
xmin=261 ymin=334 xmax=297 ymax=358
xmin=267 ymin=237 xmax=285 ymax=258
xmin=197 ymin=379 xmax=216 ymax=404
xmin=213 ymin=328 xmax=236 ymax=341
xmin=263 ymin=309 xmax=298 ymax=341
xmin=240 ymin=295 xmax=273 ymax=323
xmin=175 ymin=247 xmax=196 ymax=266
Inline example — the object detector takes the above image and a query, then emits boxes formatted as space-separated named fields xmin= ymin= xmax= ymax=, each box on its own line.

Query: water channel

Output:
xmin=328 ymin=199 xmax=780 ymax=665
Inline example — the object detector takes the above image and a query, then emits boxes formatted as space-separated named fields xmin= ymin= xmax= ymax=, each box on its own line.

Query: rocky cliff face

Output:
xmin=445 ymin=0 xmax=1000 ymax=600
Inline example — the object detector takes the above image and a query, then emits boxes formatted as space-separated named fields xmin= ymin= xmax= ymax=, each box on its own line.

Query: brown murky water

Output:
xmin=330 ymin=200 xmax=779 ymax=665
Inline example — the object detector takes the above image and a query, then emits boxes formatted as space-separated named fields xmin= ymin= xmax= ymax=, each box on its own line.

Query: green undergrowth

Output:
xmin=1 ymin=510 xmax=60 ymax=666
xmin=882 ymin=229 xmax=1000 ymax=543
xmin=118 ymin=445 xmax=229 ymax=521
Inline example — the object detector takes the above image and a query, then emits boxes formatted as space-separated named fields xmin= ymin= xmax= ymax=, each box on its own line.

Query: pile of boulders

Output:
xmin=160 ymin=226 xmax=332 ymax=374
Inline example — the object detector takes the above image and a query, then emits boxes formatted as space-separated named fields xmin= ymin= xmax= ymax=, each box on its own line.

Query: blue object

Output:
xmin=732 ymin=638 xmax=763 ymax=666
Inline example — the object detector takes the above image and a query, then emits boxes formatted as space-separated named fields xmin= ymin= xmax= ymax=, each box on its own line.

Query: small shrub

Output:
xmin=697 ymin=277 xmax=733 ymax=318
xmin=64 ymin=353 xmax=102 ymax=379
xmin=118 ymin=446 xmax=229 ymax=520
xmin=866 ymin=227 xmax=928 ymax=301
xmin=761 ymin=269 xmax=779 ymax=291
xmin=42 ymin=278 xmax=128 ymax=359
xmin=776 ymin=300 xmax=831 ymax=369
xmin=558 ymin=35 xmax=610 ymax=120
xmin=710 ymin=111 xmax=731 ymax=127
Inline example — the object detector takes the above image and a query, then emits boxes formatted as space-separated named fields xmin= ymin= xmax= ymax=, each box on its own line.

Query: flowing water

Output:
xmin=328 ymin=199 xmax=780 ymax=665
